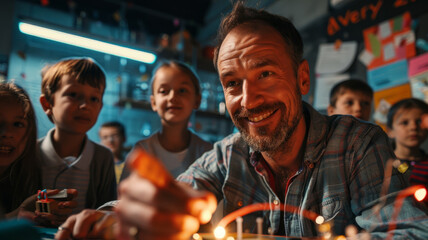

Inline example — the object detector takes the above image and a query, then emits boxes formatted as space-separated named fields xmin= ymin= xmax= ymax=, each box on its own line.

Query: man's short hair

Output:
xmin=329 ymin=79 xmax=373 ymax=107
xmin=41 ymin=57 xmax=106 ymax=104
xmin=213 ymin=1 xmax=303 ymax=73
xmin=100 ymin=121 xmax=126 ymax=138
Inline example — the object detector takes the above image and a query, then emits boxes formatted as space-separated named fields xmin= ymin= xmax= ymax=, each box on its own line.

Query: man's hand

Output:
xmin=115 ymin=148 xmax=217 ymax=240
xmin=55 ymin=209 xmax=117 ymax=240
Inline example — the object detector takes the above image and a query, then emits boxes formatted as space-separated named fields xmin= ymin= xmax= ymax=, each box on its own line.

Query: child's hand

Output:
xmin=55 ymin=209 xmax=117 ymax=240
xmin=35 ymin=189 xmax=78 ymax=226
xmin=11 ymin=193 xmax=39 ymax=220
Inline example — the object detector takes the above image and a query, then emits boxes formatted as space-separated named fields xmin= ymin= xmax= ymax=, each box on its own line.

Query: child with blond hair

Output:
xmin=38 ymin=57 xmax=116 ymax=214
xmin=134 ymin=61 xmax=212 ymax=178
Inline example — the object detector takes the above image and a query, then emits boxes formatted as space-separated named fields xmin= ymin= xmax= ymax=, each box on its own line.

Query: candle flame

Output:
xmin=214 ymin=226 xmax=226 ymax=239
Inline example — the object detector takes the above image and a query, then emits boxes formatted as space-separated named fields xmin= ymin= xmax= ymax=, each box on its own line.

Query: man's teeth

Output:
xmin=0 ymin=146 xmax=12 ymax=153
xmin=248 ymin=110 xmax=274 ymax=122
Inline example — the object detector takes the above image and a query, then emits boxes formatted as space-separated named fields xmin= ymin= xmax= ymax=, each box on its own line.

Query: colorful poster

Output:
xmin=363 ymin=12 xmax=415 ymax=69
xmin=408 ymin=52 xmax=428 ymax=103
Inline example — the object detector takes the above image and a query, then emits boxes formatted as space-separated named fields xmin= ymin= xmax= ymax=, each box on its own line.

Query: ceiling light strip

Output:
xmin=19 ymin=22 xmax=157 ymax=64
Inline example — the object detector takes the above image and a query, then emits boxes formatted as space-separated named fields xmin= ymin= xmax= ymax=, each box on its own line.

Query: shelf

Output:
xmin=115 ymin=98 xmax=230 ymax=120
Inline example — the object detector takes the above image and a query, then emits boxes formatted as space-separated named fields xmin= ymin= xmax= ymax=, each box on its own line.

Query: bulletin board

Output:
xmin=363 ymin=12 xmax=416 ymax=70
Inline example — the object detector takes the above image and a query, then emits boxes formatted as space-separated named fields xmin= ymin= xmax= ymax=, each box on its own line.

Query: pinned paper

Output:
xmin=408 ymin=52 xmax=428 ymax=77
xmin=314 ymin=73 xmax=350 ymax=110
xmin=394 ymin=31 xmax=415 ymax=47
xmin=393 ymin=15 xmax=404 ymax=32
xmin=373 ymin=98 xmax=391 ymax=124
xmin=379 ymin=21 xmax=392 ymax=39
xmin=409 ymin=53 xmax=428 ymax=102
xmin=315 ymin=41 xmax=357 ymax=75
xmin=359 ymin=49 xmax=374 ymax=66
xmin=368 ymin=33 xmax=382 ymax=57
xmin=383 ymin=43 xmax=395 ymax=61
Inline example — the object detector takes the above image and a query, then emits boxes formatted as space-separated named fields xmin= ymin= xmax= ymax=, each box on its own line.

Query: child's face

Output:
xmin=328 ymin=90 xmax=372 ymax=121
xmin=47 ymin=75 xmax=103 ymax=134
xmin=150 ymin=66 xmax=200 ymax=125
xmin=0 ymin=95 xmax=29 ymax=168
xmin=388 ymin=108 xmax=428 ymax=149
xmin=99 ymin=126 xmax=125 ymax=155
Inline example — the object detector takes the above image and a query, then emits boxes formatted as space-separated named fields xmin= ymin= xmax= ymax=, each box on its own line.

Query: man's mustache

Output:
xmin=234 ymin=103 xmax=283 ymax=119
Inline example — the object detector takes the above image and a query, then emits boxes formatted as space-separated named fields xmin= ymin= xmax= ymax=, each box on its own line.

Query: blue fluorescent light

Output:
xmin=18 ymin=22 xmax=157 ymax=64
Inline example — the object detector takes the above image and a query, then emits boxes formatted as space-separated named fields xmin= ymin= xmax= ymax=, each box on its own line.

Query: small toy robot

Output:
xmin=35 ymin=189 xmax=68 ymax=213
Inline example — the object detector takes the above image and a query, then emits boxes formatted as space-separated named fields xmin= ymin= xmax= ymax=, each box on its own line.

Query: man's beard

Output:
xmin=232 ymin=101 xmax=303 ymax=153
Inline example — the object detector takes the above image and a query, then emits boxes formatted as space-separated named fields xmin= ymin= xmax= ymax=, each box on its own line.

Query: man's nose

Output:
xmin=241 ymin=80 xmax=263 ymax=110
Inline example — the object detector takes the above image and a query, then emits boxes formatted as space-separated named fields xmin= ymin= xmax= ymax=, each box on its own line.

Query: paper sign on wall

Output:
xmin=367 ymin=60 xmax=409 ymax=92
xmin=408 ymin=52 xmax=428 ymax=103
xmin=314 ymin=74 xmax=350 ymax=110
xmin=315 ymin=41 xmax=357 ymax=75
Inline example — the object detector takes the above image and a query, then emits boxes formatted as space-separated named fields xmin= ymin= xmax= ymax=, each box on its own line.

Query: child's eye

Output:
xmin=158 ymin=88 xmax=168 ymax=94
xmin=345 ymin=100 xmax=353 ymax=106
xmin=91 ymin=96 xmax=100 ymax=103
xmin=179 ymin=88 xmax=189 ymax=94
xmin=66 ymin=92 xmax=77 ymax=98
xmin=361 ymin=101 xmax=370 ymax=107
xmin=400 ymin=120 xmax=408 ymax=126
xmin=13 ymin=121 xmax=26 ymax=128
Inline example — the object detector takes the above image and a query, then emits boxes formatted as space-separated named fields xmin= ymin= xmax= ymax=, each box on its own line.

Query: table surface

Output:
xmin=37 ymin=227 xmax=56 ymax=240
xmin=37 ymin=228 xmax=322 ymax=240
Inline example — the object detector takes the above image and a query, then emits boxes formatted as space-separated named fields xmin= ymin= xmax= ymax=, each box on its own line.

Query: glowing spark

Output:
xmin=216 ymin=203 xmax=320 ymax=230
xmin=214 ymin=226 xmax=226 ymax=239
xmin=315 ymin=216 xmax=325 ymax=224
xmin=387 ymin=185 xmax=426 ymax=240
xmin=345 ymin=225 xmax=358 ymax=237
xmin=192 ymin=233 xmax=201 ymax=240
xmin=414 ymin=188 xmax=427 ymax=201
xmin=318 ymin=223 xmax=331 ymax=233
xmin=323 ymin=232 xmax=332 ymax=239
xmin=336 ymin=235 xmax=347 ymax=240
xmin=200 ymin=209 xmax=213 ymax=223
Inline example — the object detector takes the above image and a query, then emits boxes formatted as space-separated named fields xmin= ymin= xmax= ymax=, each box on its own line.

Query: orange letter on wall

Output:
xmin=328 ymin=17 xmax=340 ymax=35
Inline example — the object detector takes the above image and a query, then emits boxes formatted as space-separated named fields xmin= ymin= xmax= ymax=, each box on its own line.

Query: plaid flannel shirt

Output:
xmin=178 ymin=102 xmax=428 ymax=239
